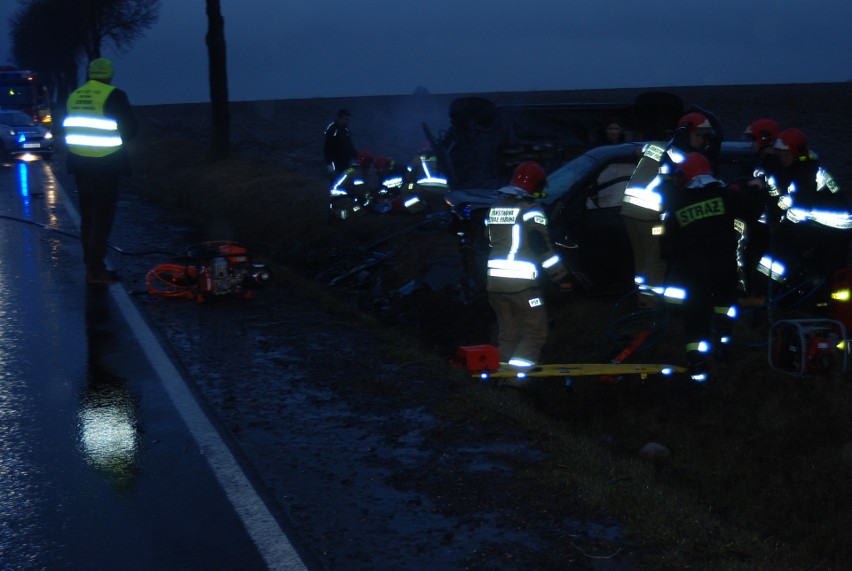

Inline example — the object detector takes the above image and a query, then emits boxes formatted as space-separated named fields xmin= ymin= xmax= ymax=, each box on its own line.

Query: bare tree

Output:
xmin=9 ymin=0 xmax=159 ymax=102
xmin=10 ymin=0 xmax=81 ymax=102
xmin=206 ymin=0 xmax=230 ymax=160
xmin=77 ymin=0 xmax=160 ymax=61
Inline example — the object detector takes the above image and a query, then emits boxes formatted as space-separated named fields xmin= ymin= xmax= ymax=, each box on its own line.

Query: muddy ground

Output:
xmin=70 ymin=82 xmax=852 ymax=570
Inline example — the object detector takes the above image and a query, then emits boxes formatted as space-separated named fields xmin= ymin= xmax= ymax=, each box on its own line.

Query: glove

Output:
xmin=327 ymin=164 xmax=335 ymax=174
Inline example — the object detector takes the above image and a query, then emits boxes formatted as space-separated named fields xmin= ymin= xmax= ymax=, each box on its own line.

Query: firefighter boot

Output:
xmin=686 ymin=350 xmax=709 ymax=384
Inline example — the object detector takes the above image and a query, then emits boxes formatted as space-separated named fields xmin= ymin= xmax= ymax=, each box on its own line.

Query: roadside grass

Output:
xmin=130 ymin=133 xmax=852 ymax=569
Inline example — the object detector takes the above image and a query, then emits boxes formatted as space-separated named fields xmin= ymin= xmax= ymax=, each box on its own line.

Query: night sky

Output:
xmin=2 ymin=1 xmax=851 ymax=105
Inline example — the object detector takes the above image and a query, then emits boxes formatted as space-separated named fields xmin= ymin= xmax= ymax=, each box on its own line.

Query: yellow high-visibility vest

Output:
xmin=63 ymin=81 xmax=122 ymax=158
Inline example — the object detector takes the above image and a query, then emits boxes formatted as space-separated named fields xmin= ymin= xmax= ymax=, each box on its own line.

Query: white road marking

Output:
xmin=51 ymin=164 xmax=307 ymax=570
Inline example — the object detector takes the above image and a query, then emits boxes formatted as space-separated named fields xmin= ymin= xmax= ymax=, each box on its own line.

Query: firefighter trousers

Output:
xmin=488 ymin=288 xmax=548 ymax=365
xmin=623 ymin=215 xmax=666 ymax=289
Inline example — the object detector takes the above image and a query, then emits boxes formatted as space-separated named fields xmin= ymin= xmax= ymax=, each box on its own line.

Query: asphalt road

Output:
xmin=0 ymin=158 xmax=309 ymax=570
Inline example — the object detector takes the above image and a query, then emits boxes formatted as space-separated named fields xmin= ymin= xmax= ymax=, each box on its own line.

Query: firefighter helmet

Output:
xmin=356 ymin=150 xmax=374 ymax=168
xmin=774 ymin=128 xmax=809 ymax=158
xmin=511 ymin=161 xmax=547 ymax=195
xmin=744 ymin=118 xmax=780 ymax=148
xmin=678 ymin=112 xmax=714 ymax=134
xmin=675 ymin=152 xmax=713 ymax=183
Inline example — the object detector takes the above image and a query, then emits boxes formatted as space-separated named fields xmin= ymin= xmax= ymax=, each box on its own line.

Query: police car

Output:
xmin=0 ymin=109 xmax=54 ymax=161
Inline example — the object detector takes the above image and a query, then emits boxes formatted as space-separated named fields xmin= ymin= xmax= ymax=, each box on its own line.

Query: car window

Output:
xmin=543 ymin=154 xmax=601 ymax=205
xmin=585 ymin=162 xmax=636 ymax=209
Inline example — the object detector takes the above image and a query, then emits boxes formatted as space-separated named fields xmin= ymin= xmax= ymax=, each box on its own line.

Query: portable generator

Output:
xmin=769 ymin=319 xmax=848 ymax=377
xmin=146 ymin=241 xmax=271 ymax=302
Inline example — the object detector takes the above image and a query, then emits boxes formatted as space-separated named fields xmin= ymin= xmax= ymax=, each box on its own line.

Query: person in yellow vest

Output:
xmin=63 ymin=58 xmax=138 ymax=284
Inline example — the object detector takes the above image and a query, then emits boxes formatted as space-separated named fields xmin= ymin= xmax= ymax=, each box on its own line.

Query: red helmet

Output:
xmin=773 ymin=128 xmax=808 ymax=158
xmin=511 ymin=161 xmax=547 ymax=195
xmin=678 ymin=112 xmax=714 ymax=134
xmin=744 ymin=118 xmax=780 ymax=148
xmin=356 ymin=150 xmax=374 ymax=168
xmin=675 ymin=152 xmax=713 ymax=183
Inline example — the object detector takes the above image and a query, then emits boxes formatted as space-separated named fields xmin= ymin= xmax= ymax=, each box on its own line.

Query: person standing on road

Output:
xmin=486 ymin=161 xmax=569 ymax=370
xmin=324 ymin=108 xmax=356 ymax=177
xmin=660 ymin=153 xmax=764 ymax=383
xmin=63 ymin=58 xmax=138 ymax=285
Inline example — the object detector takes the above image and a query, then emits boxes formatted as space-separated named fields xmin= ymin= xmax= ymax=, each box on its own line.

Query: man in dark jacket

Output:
xmin=324 ymin=108 xmax=356 ymax=176
xmin=766 ymin=128 xmax=851 ymax=287
xmin=661 ymin=153 xmax=764 ymax=382
xmin=63 ymin=58 xmax=138 ymax=284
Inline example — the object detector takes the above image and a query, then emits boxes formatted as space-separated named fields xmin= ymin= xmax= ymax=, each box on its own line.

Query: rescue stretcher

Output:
xmin=454 ymin=345 xmax=686 ymax=384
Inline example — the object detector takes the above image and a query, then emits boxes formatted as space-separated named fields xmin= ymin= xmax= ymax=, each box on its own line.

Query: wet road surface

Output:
xmin=0 ymin=159 xmax=308 ymax=569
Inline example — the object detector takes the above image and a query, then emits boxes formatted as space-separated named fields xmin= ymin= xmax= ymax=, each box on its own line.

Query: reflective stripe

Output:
xmin=64 ymin=133 xmax=122 ymax=148
xmin=487 ymin=259 xmax=538 ymax=280
xmin=757 ymin=255 xmax=786 ymax=282
xmin=687 ymin=340 xmax=710 ymax=353
xmin=786 ymin=207 xmax=852 ymax=229
xmin=522 ymin=209 xmax=545 ymax=222
xmin=541 ymin=254 xmax=560 ymax=269
xmin=623 ymin=186 xmax=663 ymax=212
xmin=667 ymin=148 xmax=686 ymax=164
xmin=714 ymin=305 xmax=736 ymax=318
xmin=63 ymin=116 xmax=118 ymax=130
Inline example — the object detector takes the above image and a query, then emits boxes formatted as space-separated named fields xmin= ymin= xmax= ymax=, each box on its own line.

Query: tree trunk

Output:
xmin=206 ymin=0 xmax=230 ymax=160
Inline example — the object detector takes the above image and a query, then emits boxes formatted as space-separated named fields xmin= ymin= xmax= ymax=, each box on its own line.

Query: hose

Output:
xmin=145 ymin=263 xmax=197 ymax=299
xmin=0 ymin=213 xmax=178 ymax=257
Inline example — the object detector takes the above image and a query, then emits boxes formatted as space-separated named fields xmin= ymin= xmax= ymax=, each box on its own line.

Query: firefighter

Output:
xmin=738 ymin=118 xmax=782 ymax=306
xmin=661 ymin=153 xmax=764 ymax=382
xmin=62 ymin=58 xmax=138 ymax=284
xmin=324 ymin=108 xmax=356 ymax=177
xmin=485 ymin=161 xmax=568 ymax=370
xmin=620 ymin=110 xmax=720 ymax=307
xmin=373 ymin=155 xmax=425 ymax=214
xmin=328 ymin=150 xmax=374 ymax=221
xmin=405 ymin=144 xmax=448 ymax=192
xmin=764 ymin=128 xmax=851 ymax=291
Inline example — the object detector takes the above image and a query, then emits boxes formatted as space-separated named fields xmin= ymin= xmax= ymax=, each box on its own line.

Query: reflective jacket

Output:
xmin=406 ymin=151 xmax=448 ymax=189
xmin=324 ymin=120 xmax=355 ymax=173
xmin=767 ymin=154 xmax=852 ymax=230
xmin=621 ymin=142 xmax=673 ymax=221
xmin=330 ymin=165 xmax=371 ymax=198
xmin=486 ymin=188 xmax=566 ymax=293
xmin=63 ymin=80 xmax=137 ymax=176
xmin=663 ymin=177 xmax=764 ymax=269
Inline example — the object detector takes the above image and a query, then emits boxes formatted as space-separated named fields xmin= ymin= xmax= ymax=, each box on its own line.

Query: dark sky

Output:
xmin=2 ymin=1 xmax=851 ymax=105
